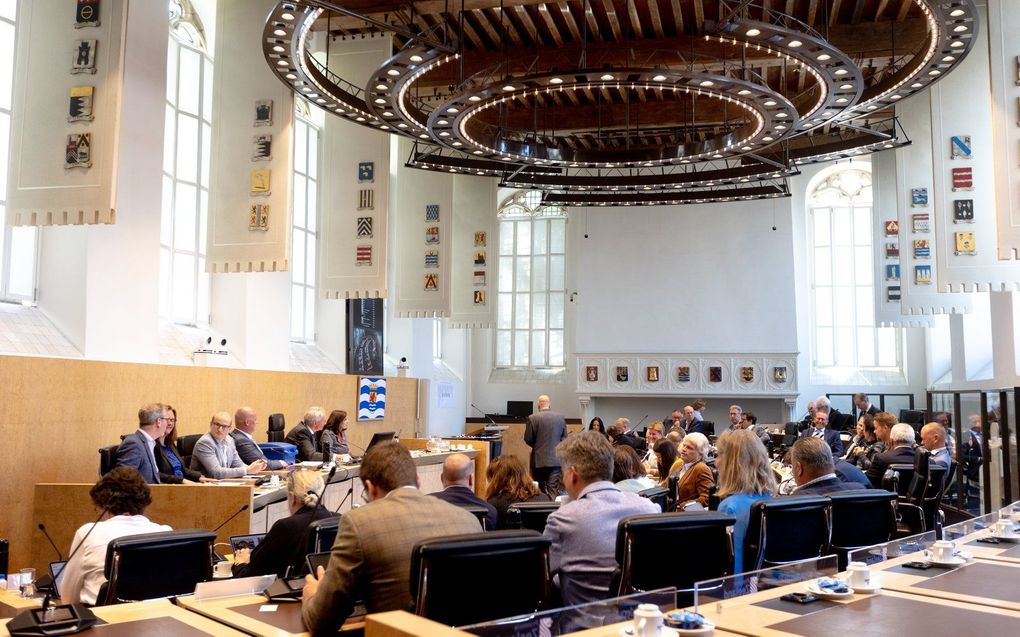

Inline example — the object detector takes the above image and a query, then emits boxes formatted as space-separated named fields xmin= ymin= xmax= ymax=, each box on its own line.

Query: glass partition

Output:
xmin=459 ymin=588 xmax=675 ymax=636
xmin=846 ymin=530 xmax=939 ymax=566
xmin=693 ymin=555 xmax=838 ymax=610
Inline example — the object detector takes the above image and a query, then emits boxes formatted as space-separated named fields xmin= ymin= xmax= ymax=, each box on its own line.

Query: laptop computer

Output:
xmin=229 ymin=533 xmax=266 ymax=554
xmin=48 ymin=561 xmax=67 ymax=598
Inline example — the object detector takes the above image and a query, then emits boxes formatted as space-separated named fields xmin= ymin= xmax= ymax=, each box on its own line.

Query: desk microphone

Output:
xmin=211 ymin=504 xmax=250 ymax=533
xmin=312 ymin=466 xmax=336 ymax=517
xmin=37 ymin=523 xmax=64 ymax=560
xmin=471 ymin=403 xmax=498 ymax=427
xmin=635 ymin=414 xmax=649 ymax=429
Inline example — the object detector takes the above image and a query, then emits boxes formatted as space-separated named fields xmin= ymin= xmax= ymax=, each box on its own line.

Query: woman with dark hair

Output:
xmin=613 ymin=446 xmax=656 ymax=492
xmin=653 ymin=438 xmax=679 ymax=487
xmin=843 ymin=413 xmax=873 ymax=464
xmin=484 ymin=455 xmax=550 ymax=529
xmin=588 ymin=416 xmax=607 ymax=437
xmin=60 ymin=467 xmax=173 ymax=605
xmin=156 ymin=404 xmax=206 ymax=483
xmin=233 ymin=469 xmax=336 ymax=578
xmin=319 ymin=410 xmax=350 ymax=455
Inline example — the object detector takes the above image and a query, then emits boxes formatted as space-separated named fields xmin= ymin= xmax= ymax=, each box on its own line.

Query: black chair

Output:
xmin=176 ymin=433 xmax=203 ymax=468
xmin=506 ymin=501 xmax=560 ymax=533
xmin=267 ymin=413 xmax=285 ymax=443
xmin=828 ymin=490 xmax=897 ymax=569
xmin=461 ymin=505 xmax=490 ymax=530
xmin=666 ymin=474 xmax=680 ymax=512
xmin=638 ymin=486 xmax=670 ymax=512
xmin=613 ymin=512 xmax=735 ymax=608
xmin=698 ymin=421 xmax=716 ymax=436
xmin=744 ymin=496 xmax=831 ymax=572
xmin=882 ymin=463 xmax=916 ymax=497
xmin=98 ymin=445 xmax=119 ymax=476
xmin=410 ymin=530 xmax=551 ymax=627
xmin=307 ymin=516 xmax=341 ymax=554
xmin=95 ymin=529 xmax=215 ymax=605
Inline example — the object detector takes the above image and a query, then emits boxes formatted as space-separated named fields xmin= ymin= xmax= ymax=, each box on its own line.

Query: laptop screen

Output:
xmin=49 ymin=561 xmax=67 ymax=598
xmin=229 ymin=533 xmax=266 ymax=554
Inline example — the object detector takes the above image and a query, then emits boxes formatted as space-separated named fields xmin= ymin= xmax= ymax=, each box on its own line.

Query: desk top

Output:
xmin=177 ymin=593 xmax=364 ymax=636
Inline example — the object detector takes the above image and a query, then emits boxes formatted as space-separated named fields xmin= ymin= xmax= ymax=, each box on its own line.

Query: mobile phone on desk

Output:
xmin=902 ymin=561 xmax=933 ymax=570
xmin=780 ymin=592 xmax=817 ymax=604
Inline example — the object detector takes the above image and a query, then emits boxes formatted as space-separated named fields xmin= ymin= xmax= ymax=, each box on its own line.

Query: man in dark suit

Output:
xmin=816 ymin=395 xmax=852 ymax=432
xmin=800 ymin=411 xmax=844 ymax=456
xmin=285 ymin=406 xmax=327 ymax=462
xmin=301 ymin=442 xmax=479 ymax=632
xmin=867 ymin=423 xmax=918 ymax=487
xmin=430 ymin=453 xmax=496 ymax=530
xmin=790 ymin=437 xmax=861 ymax=496
xmin=834 ymin=458 xmax=871 ymax=488
xmin=231 ymin=406 xmax=288 ymax=469
xmin=524 ymin=394 xmax=568 ymax=498
xmin=114 ymin=403 xmax=167 ymax=484
xmin=853 ymin=393 xmax=880 ymax=419
xmin=608 ymin=418 xmax=643 ymax=452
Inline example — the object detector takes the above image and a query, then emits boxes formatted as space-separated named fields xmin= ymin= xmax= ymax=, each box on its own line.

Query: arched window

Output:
xmin=160 ymin=0 xmax=211 ymax=325
xmin=808 ymin=164 xmax=901 ymax=377
xmin=290 ymin=98 xmax=320 ymax=343
xmin=0 ymin=2 xmax=38 ymax=303
xmin=495 ymin=191 xmax=567 ymax=368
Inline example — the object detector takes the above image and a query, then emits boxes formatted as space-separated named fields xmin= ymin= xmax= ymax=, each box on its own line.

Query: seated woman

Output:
xmin=155 ymin=405 xmax=207 ymax=484
xmin=848 ymin=414 xmax=884 ymax=470
xmin=318 ymin=410 xmax=350 ymax=456
xmin=233 ymin=469 xmax=337 ymax=578
xmin=61 ymin=467 xmax=173 ymax=605
xmin=484 ymin=455 xmax=550 ymax=530
xmin=653 ymin=438 xmax=679 ymax=488
xmin=588 ymin=416 xmax=607 ymax=438
xmin=613 ymin=445 xmax=657 ymax=493
xmin=715 ymin=430 xmax=777 ymax=573
xmin=668 ymin=432 xmax=715 ymax=510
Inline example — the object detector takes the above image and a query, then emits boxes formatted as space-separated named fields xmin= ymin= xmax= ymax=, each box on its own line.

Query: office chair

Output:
xmin=95 ymin=529 xmax=215 ymax=605
xmin=638 ymin=486 xmax=670 ymax=512
xmin=307 ymin=516 xmax=341 ymax=554
xmin=98 ymin=445 xmax=119 ymax=476
xmin=744 ymin=496 xmax=831 ymax=572
xmin=828 ymin=490 xmax=897 ymax=569
xmin=505 ymin=501 xmax=560 ymax=533
xmin=410 ymin=530 xmax=551 ymax=627
xmin=460 ymin=505 xmax=490 ymax=531
xmin=176 ymin=434 xmax=203 ymax=468
xmin=612 ymin=512 xmax=735 ymax=608
xmin=267 ymin=413 xmax=285 ymax=443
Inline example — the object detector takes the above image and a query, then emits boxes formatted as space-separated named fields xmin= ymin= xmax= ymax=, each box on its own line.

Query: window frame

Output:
xmin=290 ymin=101 xmax=320 ymax=344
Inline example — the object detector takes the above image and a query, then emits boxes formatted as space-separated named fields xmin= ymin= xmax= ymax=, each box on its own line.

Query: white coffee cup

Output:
xmin=214 ymin=561 xmax=233 ymax=578
xmin=932 ymin=540 xmax=956 ymax=562
xmin=846 ymin=561 xmax=872 ymax=589
xmin=994 ymin=518 xmax=1015 ymax=537
xmin=633 ymin=603 xmax=663 ymax=637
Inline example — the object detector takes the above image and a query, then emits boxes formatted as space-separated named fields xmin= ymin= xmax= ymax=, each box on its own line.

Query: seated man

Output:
xmin=114 ymin=403 xmax=168 ymax=484
xmin=286 ymin=406 xmax=327 ymax=462
xmin=544 ymin=431 xmax=660 ymax=606
xmin=721 ymin=404 xmax=743 ymax=435
xmin=737 ymin=410 xmax=772 ymax=446
xmin=301 ymin=441 xmax=480 ymax=633
xmin=799 ymin=411 xmax=844 ymax=457
xmin=867 ymin=422 xmax=918 ymax=488
xmin=920 ymin=422 xmax=952 ymax=469
xmin=430 ymin=453 xmax=496 ymax=530
xmin=60 ymin=467 xmax=172 ymax=605
xmin=610 ymin=418 xmax=643 ymax=451
xmin=190 ymin=412 xmax=267 ymax=479
xmin=789 ymin=438 xmax=861 ymax=496
xmin=230 ymin=406 xmax=288 ymax=470
xmin=833 ymin=457 xmax=872 ymax=488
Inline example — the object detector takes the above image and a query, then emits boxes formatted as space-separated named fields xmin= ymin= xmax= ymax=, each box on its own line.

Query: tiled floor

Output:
xmin=0 ymin=302 xmax=81 ymax=358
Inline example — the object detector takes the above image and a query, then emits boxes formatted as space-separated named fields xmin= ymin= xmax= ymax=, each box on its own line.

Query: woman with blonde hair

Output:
xmin=233 ymin=469 xmax=337 ymax=578
xmin=484 ymin=455 xmax=550 ymax=529
xmin=715 ymin=430 xmax=777 ymax=572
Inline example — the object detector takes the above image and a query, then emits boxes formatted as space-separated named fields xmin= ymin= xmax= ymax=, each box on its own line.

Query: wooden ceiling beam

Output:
xmin=693 ymin=0 xmax=704 ymax=34
xmin=513 ymin=5 xmax=544 ymax=46
xmin=829 ymin=0 xmax=844 ymax=27
xmin=600 ymin=0 xmax=623 ymax=42
xmin=897 ymin=0 xmax=912 ymax=21
xmin=536 ymin=4 xmax=566 ymax=46
xmin=806 ymin=0 xmax=819 ymax=27
xmin=646 ymin=0 xmax=664 ymax=39
xmin=669 ymin=0 xmax=684 ymax=35
xmin=625 ymin=0 xmax=644 ymax=39
xmin=558 ymin=2 xmax=582 ymax=42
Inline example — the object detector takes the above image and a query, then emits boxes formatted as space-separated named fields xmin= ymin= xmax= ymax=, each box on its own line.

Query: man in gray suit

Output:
xmin=190 ymin=412 xmax=267 ymax=479
xmin=524 ymin=394 xmax=568 ymax=498
xmin=301 ymin=441 xmax=479 ymax=632
xmin=230 ymin=406 xmax=288 ymax=470
xmin=114 ymin=403 xmax=168 ymax=484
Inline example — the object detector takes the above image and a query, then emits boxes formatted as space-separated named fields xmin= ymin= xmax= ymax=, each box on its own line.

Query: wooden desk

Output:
xmin=0 ymin=598 xmax=246 ymax=636
xmin=868 ymin=554 xmax=1020 ymax=612
xmin=176 ymin=593 xmax=364 ymax=635
xmin=0 ymin=591 xmax=39 ymax=620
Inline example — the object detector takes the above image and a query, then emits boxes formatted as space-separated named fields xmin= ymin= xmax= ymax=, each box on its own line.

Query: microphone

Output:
xmin=471 ymin=403 xmax=498 ymax=427
xmin=312 ymin=466 xmax=337 ymax=517
xmin=212 ymin=504 xmax=250 ymax=533
xmin=636 ymin=414 xmax=649 ymax=428
xmin=37 ymin=523 xmax=64 ymax=561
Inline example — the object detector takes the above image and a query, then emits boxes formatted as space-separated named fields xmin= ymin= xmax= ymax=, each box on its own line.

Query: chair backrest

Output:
xmin=614 ymin=512 xmax=735 ymax=603
xmin=505 ymin=501 xmax=560 ymax=533
xmin=666 ymin=474 xmax=680 ymax=512
xmin=98 ymin=445 xmax=119 ymax=476
xmin=699 ymin=421 xmax=716 ymax=436
xmin=176 ymin=434 xmax=203 ymax=467
xmin=638 ymin=486 xmax=670 ymax=512
xmin=828 ymin=490 xmax=897 ymax=568
xmin=921 ymin=466 xmax=949 ymax=531
xmin=410 ymin=530 xmax=551 ymax=627
xmin=461 ymin=505 xmax=490 ymax=531
xmin=906 ymin=447 xmax=931 ymax=501
xmin=883 ymin=463 xmax=915 ymax=497
xmin=267 ymin=413 xmax=286 ymax=442
xmin=98 ymin=529 xmax=215 ymax=605
xmin=744 ymin=496 xmax=831 ymax=572
xmin=307 ymin=516 xmax=341 ymax=554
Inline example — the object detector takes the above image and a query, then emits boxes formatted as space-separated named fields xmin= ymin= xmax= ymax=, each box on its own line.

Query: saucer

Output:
xmin=618 ymin=626 xmax=684 ymax=637
xmin=928 ymin=556 xmax=966 ymax=567
xmin=851 ymin=582 xmax=882 ymax=594
xmin=805 ymin=583 xmax=854 ymax=599
xmin=990 ymin=532 xmax=1020 ymax=542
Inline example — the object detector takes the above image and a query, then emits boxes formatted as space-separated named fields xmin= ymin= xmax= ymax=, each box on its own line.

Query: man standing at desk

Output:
xmin=191 ymin=412 xmax=267 ymax=478
xmin=524 ymin=394 xmax=568 ymax=499
xmin=114 ymin=403 xmax=168 ymax=483
xmin=301 ymin=441 xmax=479 ymax=632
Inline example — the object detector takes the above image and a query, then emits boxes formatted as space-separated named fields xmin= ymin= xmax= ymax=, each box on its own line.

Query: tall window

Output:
xmin=809 ymin=165 xmax=900 ymax=373
xmin=495 ymin=190 xmax=567 ymax=368
xmin=0 ymin=1 xmax=38 ymax=303
xmin=160 ymin=0 xmax=211 ymax=325
xmin=290 ymin=100 xmax=319 ymax=342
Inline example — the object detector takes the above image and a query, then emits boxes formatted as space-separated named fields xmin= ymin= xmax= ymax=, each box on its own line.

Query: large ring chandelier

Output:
xmin=263 ymin=1 xmax=977 ymax=206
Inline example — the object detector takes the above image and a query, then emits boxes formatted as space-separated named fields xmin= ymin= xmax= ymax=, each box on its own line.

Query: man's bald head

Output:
xmin=921 ymin=423 xmax=947 ymax=452
xmin=234 ymin=406 xmax=256 ymax=434
xmin=441 ymin=453 xmax=473 ymax=487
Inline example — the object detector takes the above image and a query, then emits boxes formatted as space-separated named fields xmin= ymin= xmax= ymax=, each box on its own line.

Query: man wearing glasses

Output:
xmin=191 ymin=411 xmax=267 ymax=479
xmin=114 ymin=403 xmax=169 ymax=484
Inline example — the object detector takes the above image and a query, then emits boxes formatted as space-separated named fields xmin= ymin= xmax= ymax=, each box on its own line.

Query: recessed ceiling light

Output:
xmin=373 ymin=98 xmax=385 ymax=104
xmin=410 ymin=55 xmax=423 ymax=62
xmin=316 ymin=98 xmax=325 ymax=104
xmin=601 ymin=74 xmax=614 ymax=81
xmin=420 ymin=134 xmax=429 ymax=139
xmin=453 ymin=141 xmax=462 ymax=146
xmin=272 ymin=45 xmax=285 ymax=53
xmin=281 ymin=12 xmax=294 ymax=20
xmin=929 ymin=69 xmax=942 ymax=76
xmin=398 ymin=123 xmax=408 ymax=128
xmin=910 ymin=82 xmax=923 ymax=89
xmin=273 ymin=29 xmax=286 ymax=36
xmin=468 ymin=95 xmax=481 ymax=101
xmin=834 ymin=69 xmax=848 ymax=75
xmin=356 ymin=117 xmax=365 ymax=122
xmin=276 ymin=60 xmax=288 ymax=66
xmin=763 ymin=100 xmax=777 ymax=106
xmin=890 ymin=94 xmax=901 ymax=99
xmin=776 ymin=112 xmax=789 ymax=118
xmin=840 ymin=83 xmax=853 ymax=90
xmin=653 ymin=75 xmax=667 ymax=82
xmin=788 ymin=40 xmax=803 ymax=48
xmin=835 ymin=97 xmax=848 ymax=103
xmin=950 ymin=40 xmax=965 ymax=48
xmin=473 ymin=150 xmax=483 ymax=155
xmin=775 ymin=124 xmax=787 ymax=130
xmin=746 ymin=28 xmax=761 ymax=36
xmin=383 ymin=111 xmax=393 ymax=116
xmin=503 ymin=85 xmax=515 ymax=91
xmin=954 ymin=25 xmax=968 ymax=32
xmin=700 ymin=80 xmax=714 ymax=87
xmin=737 ymin=89 xmax=751 ymax=95
xmin=285 ymin=73 xmax=296 ymax=80
xmin=375 ymin=84 xmax=387 ymax=91
xmin=942 ymin=55 xmax=955 ymax=62
xmin=447 ymin=107 xmax=458 ymax=113
xmin=387 ymin=69 xmax=400 ymax=76
xmin=439 ymin=131 xmax=449 ymax=136
xmin=817 ymin=53 xmax=831 ymax=61
xmin=763 ymin=136 xmax=774 ymax=142
xmin=550 ymin=77 xmax=563 ymax=84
